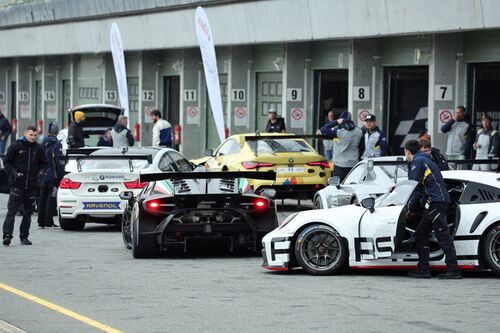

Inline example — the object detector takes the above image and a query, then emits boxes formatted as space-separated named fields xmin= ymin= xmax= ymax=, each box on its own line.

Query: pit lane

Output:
xmin=0 ymin=194 xmax=499 ymax=333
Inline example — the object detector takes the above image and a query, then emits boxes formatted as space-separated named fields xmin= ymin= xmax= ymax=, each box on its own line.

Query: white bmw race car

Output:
xmin=57 ymin=147 xmax=194 ymax=230
xmin=262 ymin=170 xmax=500 ymax=276
xmin=313 ymin=156 xmax=408 ymax=209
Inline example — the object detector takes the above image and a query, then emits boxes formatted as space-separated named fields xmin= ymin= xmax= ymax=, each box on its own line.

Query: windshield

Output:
xmin=375 ymin=180 xmax=417 ymax=207
xmin=248 ymin=139 xmax=312 ymax=153
xmin=80 ymin=159 xmax=150 ymax=170
xmin=379 ymin=164 xmax=409 ymax=180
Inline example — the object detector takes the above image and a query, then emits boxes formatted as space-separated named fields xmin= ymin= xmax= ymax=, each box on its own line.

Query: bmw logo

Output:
xmin=99 ymin=175 xmax=105 ymax=180
xmin=288 ymin=158 xmax=294 ymax=164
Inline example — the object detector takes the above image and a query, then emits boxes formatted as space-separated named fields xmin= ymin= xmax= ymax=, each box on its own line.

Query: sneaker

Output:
xmin=408 ymin=269 xmax=431 ymax=278
xmin=20 ymin=238 xmax=32 ymax=245
xmin=437 ymin=271 xmax=462 ymax=279
xmin=3 ymin=236 xmax=12 ymax=246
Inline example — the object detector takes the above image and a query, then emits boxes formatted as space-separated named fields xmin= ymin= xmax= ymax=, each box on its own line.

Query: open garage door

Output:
xmin=384 ymin=66 xmax=428 ymax=155
xmin=467 ymin=63 xmax=500 ymax=130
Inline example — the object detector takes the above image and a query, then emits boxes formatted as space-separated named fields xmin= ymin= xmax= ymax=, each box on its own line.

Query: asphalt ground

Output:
xmin=0 ymin=194 xmax=499 ymax=333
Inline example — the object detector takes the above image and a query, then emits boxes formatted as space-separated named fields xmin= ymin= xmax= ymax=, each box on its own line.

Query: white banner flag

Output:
xmin=195 ymin=7 xmax=225 ymax=143
xmin=110 ymin=22 xmax=129 ymax=119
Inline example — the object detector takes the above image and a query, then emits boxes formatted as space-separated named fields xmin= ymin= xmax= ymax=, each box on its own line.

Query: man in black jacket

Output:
xmin=3 ymin=125 xmax=47 ymax=245
xmin=0 ymin=110 xmax=12 ymax=156
xmin=67 ymin=111 xmax=86 ymax=148
xmin=37 ymin=122 xmax=65 ymax=228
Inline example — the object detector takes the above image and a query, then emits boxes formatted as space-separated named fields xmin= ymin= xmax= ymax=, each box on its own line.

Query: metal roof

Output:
xmin=0 ymin=0 xmax=244 ymax=29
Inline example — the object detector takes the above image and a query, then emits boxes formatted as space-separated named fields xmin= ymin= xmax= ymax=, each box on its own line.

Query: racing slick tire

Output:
xmin=482 ymin=223 xmax=500 ymax=277
xmin=313 ymin=195 xmax=323 ymax=209
xmin=294 ymin=224 xmax=347 ymax=275
xmin=131 ymin=217 xmax=158 ymax=259
xmin=59 ymin=216 xmax=85 ymax=231
xmin=121 ymin=211 xmax=132 ymax=250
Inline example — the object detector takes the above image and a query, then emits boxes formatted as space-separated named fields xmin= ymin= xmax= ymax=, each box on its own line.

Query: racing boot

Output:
xmin=407 ymin=269 xmax=431 ymax=278
xmin=3 ymin=234 xmax=12 ymax=246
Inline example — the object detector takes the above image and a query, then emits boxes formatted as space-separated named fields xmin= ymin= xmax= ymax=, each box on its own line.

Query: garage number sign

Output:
xmin=353 ymin=86 xmax=370 ymax=101
xmin=286 ymin=88 xmax=302 ymax=102
xmin=434 ymin=84 xmax=453 ymax=101
xmin=231 ymin=89 xmax=246 ymax=102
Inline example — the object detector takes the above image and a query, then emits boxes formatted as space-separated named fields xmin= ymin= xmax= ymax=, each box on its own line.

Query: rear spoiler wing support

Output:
xmin=66 ymin=154 xmax=153 ymax=172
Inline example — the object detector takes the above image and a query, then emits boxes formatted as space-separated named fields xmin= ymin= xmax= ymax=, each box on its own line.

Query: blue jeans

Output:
xmin=0 ymin=139 xmax=6 ymax=156
xmin=324 ymin=149 xmax=333 ymax=161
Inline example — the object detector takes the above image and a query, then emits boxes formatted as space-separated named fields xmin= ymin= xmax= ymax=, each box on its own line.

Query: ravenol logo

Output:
xmin=83 ymin=202 xmax=121 ymax=210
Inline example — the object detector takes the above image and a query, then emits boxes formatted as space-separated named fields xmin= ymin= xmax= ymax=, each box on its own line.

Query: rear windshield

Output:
xmin=248 ymin=139 xmax=313 ymax=153
xmin=80 ymin=159 xmax=150 ymax=170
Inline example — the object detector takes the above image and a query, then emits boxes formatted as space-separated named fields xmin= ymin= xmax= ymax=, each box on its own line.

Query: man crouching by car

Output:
xmin=2 ymin=125 xmax=47 ymax=246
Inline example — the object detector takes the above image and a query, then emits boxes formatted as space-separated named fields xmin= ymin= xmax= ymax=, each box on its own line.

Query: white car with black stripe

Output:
xmin=262 ymin=171 xmax=500 ymax=276
xmin=57 ymin=147 xmax=194 ymax=230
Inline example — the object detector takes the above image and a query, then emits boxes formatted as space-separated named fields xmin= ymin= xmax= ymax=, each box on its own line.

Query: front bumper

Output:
xmin=261 ymin=233 xmax=293 ymax=270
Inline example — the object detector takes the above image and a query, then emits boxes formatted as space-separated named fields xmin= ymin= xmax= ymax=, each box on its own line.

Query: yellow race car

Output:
xmin=196 ymin=133 xmax=331 ymax=199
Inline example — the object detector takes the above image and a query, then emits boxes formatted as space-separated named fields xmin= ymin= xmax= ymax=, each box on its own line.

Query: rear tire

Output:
xmin=121 ymin=211 xmax=132 ymax=250
xmin=294 ymin=224 xmax=347 ymax=275
xmin=59 ymin=216 xmax=85 ymax=231
xmin=313 ymin=196 xmax=323 ymax=209
xmin=131 ymin=217 xmax=158 ymax=259
xmin=482 ymin=223 xmax=500 ymax=277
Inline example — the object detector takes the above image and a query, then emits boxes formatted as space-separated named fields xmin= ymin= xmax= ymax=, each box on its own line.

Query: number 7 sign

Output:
xmin=434 ymin=84 xmax=453 ymax=101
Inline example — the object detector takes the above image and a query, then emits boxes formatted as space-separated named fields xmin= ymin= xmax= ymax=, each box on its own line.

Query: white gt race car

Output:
xmin=262 ymin=170 xmax=500 ymax=276
xmin=57 ymin=147 xmax=194 ymax=230
xmin=313 ymin=156 xmax=408 ymax=209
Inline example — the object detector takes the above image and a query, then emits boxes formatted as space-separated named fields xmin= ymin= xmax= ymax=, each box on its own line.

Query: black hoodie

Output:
xmin=3 ymin=136 xmax=47 ymax=190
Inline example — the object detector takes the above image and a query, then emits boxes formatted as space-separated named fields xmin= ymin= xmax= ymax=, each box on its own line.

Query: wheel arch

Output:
xmin=478 ymin=220 xmax=500 ymax=269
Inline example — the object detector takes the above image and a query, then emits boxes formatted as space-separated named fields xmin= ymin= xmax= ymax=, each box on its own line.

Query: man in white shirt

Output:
xmin=150 ymin=109 xmax=172 ymax=148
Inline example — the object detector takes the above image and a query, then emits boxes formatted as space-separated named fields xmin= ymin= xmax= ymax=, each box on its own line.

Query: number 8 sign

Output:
xmin=353 ymin=86 xmax=370 ymax=101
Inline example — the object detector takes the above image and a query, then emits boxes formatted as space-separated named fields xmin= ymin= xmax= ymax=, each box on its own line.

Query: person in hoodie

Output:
xmin=0 ymin=110 xmax=12 ymax=156
xmin=150 ymin=109 xmax=173 ymax=148
xmin=37 ymin=122 xmax=65 ymax=229
xmin=97 ymin=128 xmax=113 ymax=147
xmin=112 ymin=115 xmax=134 ymax=148
xmin=320 ymin=111 xmax=363 ymax=182
xmin=68 ymin=111 xmax=86 ymax=148
xmin=3 ymin=125 xmax=47 ymax=246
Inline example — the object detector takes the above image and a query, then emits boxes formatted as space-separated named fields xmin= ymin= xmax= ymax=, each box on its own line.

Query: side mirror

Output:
xmin=360 ymin=197 xmax=375 ymax=213
xmin=203 ymin=148 xmax=214 ymax=157
xmin=327 ymin=176 xmax=340 ymax=187
xmin=119 ymin=191 xmax=134 ymax=201
xmin=261 ymin=189 xmax=276 ymax=199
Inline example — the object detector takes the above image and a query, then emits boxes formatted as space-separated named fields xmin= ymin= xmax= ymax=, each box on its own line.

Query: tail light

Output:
xmin=60 ymin=177 xmax=81 ymax=189
xmin=242 ymin=161 xmax=275 ymax=169
xmin=145 ymin=200 xmax=160 ymax=210
xmin=254 ymin=198 xmax=268 ymax=210
xmin=124 ymin=179 xmax=148 ymax=189
xmin=307 ymin=161 xmax=330 ymax=168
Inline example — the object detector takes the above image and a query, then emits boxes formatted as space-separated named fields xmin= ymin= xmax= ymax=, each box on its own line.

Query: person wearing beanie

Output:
xmin=38 ymin=121 xmax=64 ymax=228
xmin=68 ymin=111 xmax=86 ymax=148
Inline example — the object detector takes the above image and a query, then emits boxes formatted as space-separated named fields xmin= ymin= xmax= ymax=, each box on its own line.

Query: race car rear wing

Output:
xmin=139 ymin=171 xmax=276 ymax=182
xmin=67 ymin=154 xmax=153 ymax=172
xmin=65 ymin=148 xmax=104 ymax=156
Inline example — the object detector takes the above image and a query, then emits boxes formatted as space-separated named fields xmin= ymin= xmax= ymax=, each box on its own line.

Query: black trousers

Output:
xmin=333 ymin=165 xmax=352 ymax=183
xmin=3 ymin=187 xmax=37 ymax=239
xmin=37 ymin=180 xmax=59 ymax=227
xmin=415 ymin=202 xmax=459 ymax=272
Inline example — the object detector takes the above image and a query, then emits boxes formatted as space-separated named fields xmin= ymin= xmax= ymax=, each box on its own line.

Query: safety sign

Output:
xmin=187 ymin=106 xmax=200 ymax=125
xmin=290 ymin=108 xmax=305 ymax=128
xmin=20 ymin=104 xmax=31 ymax=119
xmin=144 ymin=106 xmax=154 ymax=123
xmin=358 ymin=109 xmax=371 ymax=122
xmin=234 ymin=107 xmax=247 ymax=127
xmin=438 ymin=109 xmax=453 ymax=131
xmin=46 ymin=104 xmax=57 ymax=119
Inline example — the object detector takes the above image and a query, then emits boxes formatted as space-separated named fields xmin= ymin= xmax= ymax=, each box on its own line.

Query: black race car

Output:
xmin=120 ymin=171 xmax=278 ymax=258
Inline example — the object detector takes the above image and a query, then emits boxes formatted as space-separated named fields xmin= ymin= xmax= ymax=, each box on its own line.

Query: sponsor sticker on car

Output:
xmin=82 ymin=202 xmax=121 ymax=210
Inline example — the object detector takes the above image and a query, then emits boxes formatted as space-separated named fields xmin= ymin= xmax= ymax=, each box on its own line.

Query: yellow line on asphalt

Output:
xmin=0 ymin=282 xmax=122 ymax=333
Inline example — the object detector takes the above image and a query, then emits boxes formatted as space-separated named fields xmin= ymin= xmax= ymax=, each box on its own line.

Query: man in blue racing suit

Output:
xmin=404 ymin=139 xmax=461 ymax=279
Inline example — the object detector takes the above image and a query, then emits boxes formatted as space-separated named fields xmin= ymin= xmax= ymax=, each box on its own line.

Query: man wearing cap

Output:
xmin=359 ymin=114 xmax=388 ymax=159
xmin=320 ymin=111 xmax=363 ymax=182
xmin=68 ymin=111 xmax=86 ymax=148
xmin=38 ymin=121 xmax=65 ymax=228
xmin=265 ymin=109 xmax=286 ymax=133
